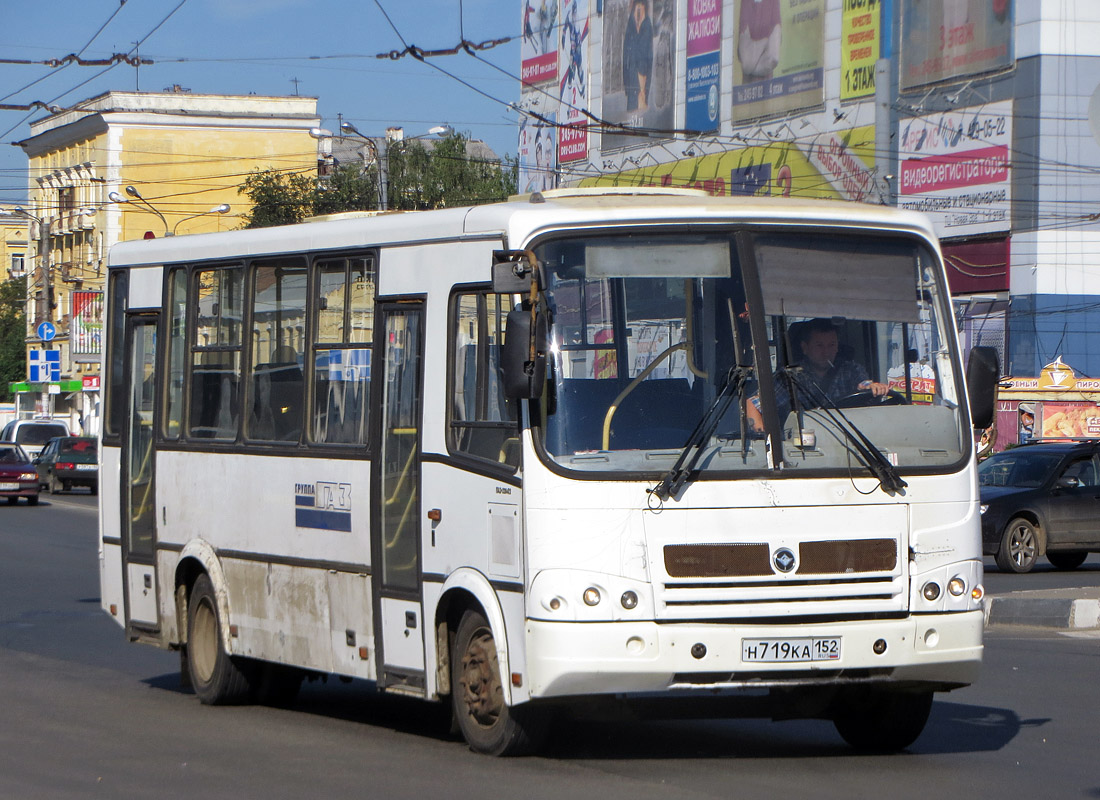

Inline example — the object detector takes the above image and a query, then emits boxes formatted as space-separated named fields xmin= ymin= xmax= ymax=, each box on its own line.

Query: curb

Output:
xmin=984 ymin=596 xmax=1100 ymax=629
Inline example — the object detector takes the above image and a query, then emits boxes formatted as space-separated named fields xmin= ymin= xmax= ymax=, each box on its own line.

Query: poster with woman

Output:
xmin=601 ymin=0 xmax=677 ymax=150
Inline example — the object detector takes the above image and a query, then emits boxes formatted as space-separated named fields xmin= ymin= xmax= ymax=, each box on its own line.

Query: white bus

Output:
xmin=99 ymin=188 xmax=998 ymax=755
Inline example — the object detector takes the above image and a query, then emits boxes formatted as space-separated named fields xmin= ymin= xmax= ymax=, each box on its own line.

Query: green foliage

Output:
xmin=0 ymin=277 xmax=26 ymax=401
xmin=238 ymin=133 xmax=516 ymax=228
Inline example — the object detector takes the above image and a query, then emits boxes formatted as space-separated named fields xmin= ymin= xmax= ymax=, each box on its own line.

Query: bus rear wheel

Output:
xmin=451 ymin=609 xmax=547 ymax=756
xmin=833 ymin=688 xmax=933 ymax=752
xmin=186 ymin=573 xmax=254 ymax=705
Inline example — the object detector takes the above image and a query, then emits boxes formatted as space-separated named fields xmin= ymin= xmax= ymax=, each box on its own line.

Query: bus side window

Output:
xmin=310 ymin=255 xmax=375 ymax=445
xmin=188 ymin=266 xmax=243 ymax=441
xmin=449 ymin=291 xmax=520 ymax=468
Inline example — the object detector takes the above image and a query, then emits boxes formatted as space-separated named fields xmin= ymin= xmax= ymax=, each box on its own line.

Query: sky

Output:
xmin=0 ymin=0 xmax=522 ymax=205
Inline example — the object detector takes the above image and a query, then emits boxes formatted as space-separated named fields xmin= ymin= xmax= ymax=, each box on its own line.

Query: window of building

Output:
xmin=310 ymin=254 xmax=375 ymax=445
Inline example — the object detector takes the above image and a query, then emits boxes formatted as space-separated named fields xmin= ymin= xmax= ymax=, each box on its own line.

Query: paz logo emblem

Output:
xmin=773 ymin=548 xmax=797 ymax=573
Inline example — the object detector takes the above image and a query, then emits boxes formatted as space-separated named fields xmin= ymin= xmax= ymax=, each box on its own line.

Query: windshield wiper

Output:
xmin=652 ymin=365 xmax=753 ymax=501
xmin=782 ymin=369 xmax=907 ymax=494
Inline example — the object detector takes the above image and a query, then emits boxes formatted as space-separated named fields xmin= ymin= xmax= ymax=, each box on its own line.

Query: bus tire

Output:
xmin=833 ymin=688 xmax=933 ymax=752
xmin=451 ymin=609 xmax=547 ymax=756
xmin=186 ymin=573 xmax=253 ymax=705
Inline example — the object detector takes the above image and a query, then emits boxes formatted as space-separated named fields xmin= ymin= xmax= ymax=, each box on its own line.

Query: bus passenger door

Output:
xmin=372 ymin=302 xmax=426 ymax=690
xmin=121 ymin=316 xmax=159 ymax=632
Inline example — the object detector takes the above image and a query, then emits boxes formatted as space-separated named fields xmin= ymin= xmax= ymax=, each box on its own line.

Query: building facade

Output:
xmin=13 ymin=90 xmax=320 ymax=433
xmin=518 ymin=0 xmax=1100 ymax=380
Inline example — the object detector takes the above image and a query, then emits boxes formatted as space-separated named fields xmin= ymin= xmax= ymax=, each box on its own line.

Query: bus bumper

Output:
xmin=524 ymin=611 xmax=983 ymax=699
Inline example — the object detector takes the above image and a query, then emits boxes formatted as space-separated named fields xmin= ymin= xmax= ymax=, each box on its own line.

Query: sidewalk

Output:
xmin=984 ymin=586 xmax=1100 ymax=629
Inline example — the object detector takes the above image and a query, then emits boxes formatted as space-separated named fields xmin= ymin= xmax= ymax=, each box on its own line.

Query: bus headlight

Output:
xmin=620 ymin=590 xmax=638 ymax=610
xmin=922 ymin=582 xmax=941 ymax=601
xmin=948 ymin=577 xmax=966 ymax=596
xmin=583 ymin=587 xmax=601 ymax=606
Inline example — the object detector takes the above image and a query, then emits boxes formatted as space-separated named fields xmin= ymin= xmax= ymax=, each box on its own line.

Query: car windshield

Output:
xmin=532 ymin=229 xmax=966 ymax=478
xmin=979 ymin=451 xmax=1064 ymax=488
xmin=16 ymin=424 xmax=69 ymax=445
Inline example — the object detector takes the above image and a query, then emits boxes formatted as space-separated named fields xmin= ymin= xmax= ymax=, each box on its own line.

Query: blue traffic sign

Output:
xmin=36 ymin=321 xmax=56 ymax=342
xmin=28 ymin=349 xmax=60 ymax=383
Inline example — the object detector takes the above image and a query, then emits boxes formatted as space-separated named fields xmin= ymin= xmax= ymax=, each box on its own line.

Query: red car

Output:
xmin=0 ymin=443 xmax=40 ymax=505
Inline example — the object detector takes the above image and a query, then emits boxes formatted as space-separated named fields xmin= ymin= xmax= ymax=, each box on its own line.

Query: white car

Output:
xmin=0 ymin=419 xmax=71 ymax=460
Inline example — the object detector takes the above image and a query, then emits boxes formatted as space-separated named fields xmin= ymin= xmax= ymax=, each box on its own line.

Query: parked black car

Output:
xmin=979 ymin=440 xmax=1100 ymax=572
xmin=0 ymin=443 xmax=40 ymax=505
xmin=35 ymin=436 xmax=98 ymax=494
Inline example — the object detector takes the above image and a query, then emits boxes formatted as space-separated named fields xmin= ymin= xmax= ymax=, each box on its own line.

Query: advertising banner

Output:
xmin=518 ymin=114 xmax=559 ymax=193
xmin=602 ymin=0 xmax=677 ymax=150
xmin=733 ymin=0 xmax=825 ymax=122
xmin=840 ymin=0 xmax=880 ymax=101
xmin=897 ymin=100 xmax=1012 ymax=237
xmin=71 ymin=290 xmax=104 ymax=356
xmin=582 ymin=125 xmax=875 ymax=202
xmin=558 ymin=0 xmax=590 ymax=164
xmin=901 ymin=0 xmax=1013 ymax=90
xmin=685 ymin=0 xmax=722 ymax=132
xmin=522 ymin=0 xmax=559 ymax=85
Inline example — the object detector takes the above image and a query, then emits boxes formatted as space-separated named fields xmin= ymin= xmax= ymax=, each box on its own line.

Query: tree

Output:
xmin=0 ymin=277 xmax=26 ymax=402
xmin=238 ymin=133 xmax=517 ymax=228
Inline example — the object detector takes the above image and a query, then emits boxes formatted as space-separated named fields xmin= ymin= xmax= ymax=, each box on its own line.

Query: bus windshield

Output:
xmin=533 ymin=229 xmax=966 ymax=477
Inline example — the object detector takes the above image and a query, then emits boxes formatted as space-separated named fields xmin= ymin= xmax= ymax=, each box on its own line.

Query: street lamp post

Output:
xmin=108 ymin=185 xmax=168 ymax=235
xmin=339 ymin=122 xmax=388 ymax=211
xmin=171 ymin=203 xmax=231 ymax=235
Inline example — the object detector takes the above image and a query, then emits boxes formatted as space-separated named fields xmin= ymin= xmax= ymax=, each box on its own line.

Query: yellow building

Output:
xmin=13 ymin=90 xmax=321 ymax=432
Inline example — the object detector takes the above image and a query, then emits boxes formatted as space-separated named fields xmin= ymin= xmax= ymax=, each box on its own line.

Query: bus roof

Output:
xmin=107 ymin=190 xmax=940 ymax=268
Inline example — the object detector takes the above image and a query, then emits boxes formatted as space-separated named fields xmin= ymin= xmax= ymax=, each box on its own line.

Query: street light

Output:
xmin=108 ymin=185 xmax=168 ymax=235
xmin=337 ymin=122 xmax=453 ymax=211
xmin=171 ymin=203 xmax=231 ymax=235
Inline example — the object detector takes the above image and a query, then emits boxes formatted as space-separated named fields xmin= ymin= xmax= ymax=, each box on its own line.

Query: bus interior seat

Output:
xmin=250 ymin=350 xmax=303 ymax=441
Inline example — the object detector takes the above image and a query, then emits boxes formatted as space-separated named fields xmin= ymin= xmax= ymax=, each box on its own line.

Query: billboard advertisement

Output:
xmin=581 ymin=125 xmax=876 ymax=202
xmin=900 ymin=0 xmax=1013 ymax=90
xmin=685 ymin=0 xmax=722 ymax=132
xmin=733 ymin=0 xmax=825 ymax=122
xmin=522 ymin=0 xmax=559 ymax=85
xmin=71 ymin=290 xmax=104 ymax=356
xmin=558 ymin=0 xmax=590 ymax=164
xmin=897 ymin=100 xmax=1012 ymax=237
xmin=518 ymin=114 xmax=559 ymax=193
xmin=840 ymin=0 xmax=881 ymax=101
xmin=601 ymin=0 xmax=677 ymax=150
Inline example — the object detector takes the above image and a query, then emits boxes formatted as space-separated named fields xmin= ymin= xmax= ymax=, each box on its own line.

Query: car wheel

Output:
xmin=186 ymin=573 xmax=255 ymax=705
xmin=833 ymin=688 xmax=934 ymax=752
xmin=6 ymin=496 xmax=17 ymax=505
xmin=49 ymin=475 xmax=62 ymax=494
xmin=451 ymin=609 xmax=549 ymax=755
xmin=995 ymin=518 xmax=1040 ymax=573
xmin=1047 ymin=550 xmax=1088 ymax=570
xmin=27 ymin=494 xmax=39 ymax=506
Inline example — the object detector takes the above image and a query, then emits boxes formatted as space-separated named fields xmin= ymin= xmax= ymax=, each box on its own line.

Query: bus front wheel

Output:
xmin=186 ymin=573 xmax=253 ymax=705
xmin=833 ymin=688 xmax=933 ymax=752
xmin=451 ymin=609 xmax=547 ymax=756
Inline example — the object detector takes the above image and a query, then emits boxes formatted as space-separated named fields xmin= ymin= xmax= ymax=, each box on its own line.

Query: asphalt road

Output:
xmin=1 ymin=492 xmax=1098 ymax=799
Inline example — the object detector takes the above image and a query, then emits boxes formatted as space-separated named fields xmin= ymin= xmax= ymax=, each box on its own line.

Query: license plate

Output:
xmin=742 ymin=637 xmax=841 ymax=663
xmin=75 ymin=464 xmax=97 ymax=471
xmin=0 ymin=482 xmax=18 ymax=490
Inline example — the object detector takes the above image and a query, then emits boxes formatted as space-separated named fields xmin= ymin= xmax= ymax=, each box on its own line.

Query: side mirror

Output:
xmin=502 ymin=307 xmax=547 ymax=400
xmin=492 ymin=251 xmax=544 ymax=294
xmin=1054 ymin=476 xmax=1079 ymax=491
xmin=966 ymin=345 xmax=1000 ymax=430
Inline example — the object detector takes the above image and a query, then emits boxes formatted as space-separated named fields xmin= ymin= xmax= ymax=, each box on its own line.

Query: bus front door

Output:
xmin=120 ymin=316 xmax=159 ymax=632
xmin=372 ymin=302 xmax=426 ymax=690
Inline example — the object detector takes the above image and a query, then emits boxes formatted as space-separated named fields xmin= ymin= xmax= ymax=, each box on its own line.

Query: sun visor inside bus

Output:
xmin=755 ymin=243 xmax=923 ymax=324
xmin=586 ymin=241 xmax=731 ymax=278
